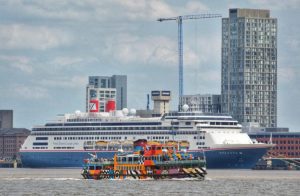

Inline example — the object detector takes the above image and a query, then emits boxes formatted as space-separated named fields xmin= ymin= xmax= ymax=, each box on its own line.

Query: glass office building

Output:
xmin=221 ymin=9 xmax=277 ymax=127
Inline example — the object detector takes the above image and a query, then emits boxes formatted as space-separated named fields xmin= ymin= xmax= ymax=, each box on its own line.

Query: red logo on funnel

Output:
xmin=89 ymin=99 xmax=99 ymax=112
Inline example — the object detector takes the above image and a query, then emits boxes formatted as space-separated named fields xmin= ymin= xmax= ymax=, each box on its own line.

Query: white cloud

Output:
xmin=0 ymin=24 xmax=72 ymax=50
xmin=51 ymin=57 xmax=85 ymax=67
xmin=23 ymin=1 xmax=95 ymax=21
xmin=7 ymin=0 xmax=168 ymax=21
xmin=0 ymin=55 xmax=97 ymax=75
xmin=12 ymin=84 xmax=49 ymax=99
xmin=103 ymin=34 xmax=201 ymax=68
xmin=193 ymin=36 xmax=221 ymax=66
xmin=101 ymin=30 xmax=221 ymax=70
xmin=285 ymin=38 xmax=300 ymax=50
xmin=278 ymin=66 xmax=299 ymax=84
xmin=6 ymin=0 xmax=211 ymax=22
xmin=248 ymin=0 xmax=300 ymax=10
xmin=40 ymin=56 xmax=99 ymax=75
xmin=0 ymin=55 xmax=33 ymax=74
xmin=39 ymin=75 xmax=87 ymax=89
xmin=48 ymin=56 xmax=98 ymax=70
xmin=185 ymin=1 xmax=209 ymax=13
xmin=147 ymin=1 xmax=177 ymax=19
xmin=110 ymin=0 xmax=210 ymax=20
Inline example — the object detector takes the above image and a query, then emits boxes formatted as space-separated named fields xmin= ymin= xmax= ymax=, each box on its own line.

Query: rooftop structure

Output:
xmin=151 ymin=90 xmax=171 ymax=116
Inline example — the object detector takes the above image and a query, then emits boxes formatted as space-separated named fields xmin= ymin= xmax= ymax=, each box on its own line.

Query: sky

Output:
xmin=0 ymin=0 xmax=300 ymax=131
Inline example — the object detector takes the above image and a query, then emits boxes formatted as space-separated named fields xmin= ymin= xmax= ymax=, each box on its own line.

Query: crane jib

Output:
xmin=157 ymin=14 xmax=221 ymax=107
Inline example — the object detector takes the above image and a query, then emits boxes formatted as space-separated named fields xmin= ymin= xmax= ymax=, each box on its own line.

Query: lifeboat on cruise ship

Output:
xmin=95 ymin=141 xmax=108 ymax=151
xmin=179 ymin=140 xmax=190 ymax=150
xmin=166 ymin=140 xmax=179 ymax=147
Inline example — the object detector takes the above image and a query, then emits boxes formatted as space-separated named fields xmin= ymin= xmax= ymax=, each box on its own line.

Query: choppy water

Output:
xmin=0 ymin=169 xmax=299 ymax=196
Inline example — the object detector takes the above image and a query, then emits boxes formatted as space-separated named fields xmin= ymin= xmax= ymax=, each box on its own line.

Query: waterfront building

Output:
xmin=249 ymin=132 xmax=300 ymax=158
xmin=179 ymin=94 xmax=221 ymax=113
xmin=87 ymin=75 xmax=127 ymax=111
xmin=0 ymin=110 xmax=30 ymax=160
xmin=221 ymin=8 xmax=277 ymax=128
xmin=0 ymin=110 xmax=13 ymax=129
xmin=0 ymin=128 xmax=30 ymax=160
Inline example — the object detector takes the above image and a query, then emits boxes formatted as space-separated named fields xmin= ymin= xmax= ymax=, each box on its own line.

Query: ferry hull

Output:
xmin=20 ymin=147 xmax=269 ymax=169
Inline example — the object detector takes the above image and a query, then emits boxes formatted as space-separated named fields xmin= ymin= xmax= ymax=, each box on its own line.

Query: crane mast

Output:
xmin=157 ymin=14 xmax=221 ymax=109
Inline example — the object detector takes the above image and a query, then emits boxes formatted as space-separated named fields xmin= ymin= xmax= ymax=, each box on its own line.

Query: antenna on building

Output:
xmin=147 ymin=94 xmax=150 ymax=110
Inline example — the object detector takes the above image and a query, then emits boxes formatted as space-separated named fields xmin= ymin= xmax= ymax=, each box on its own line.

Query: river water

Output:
xmin=0 ymin=169 xmax=299 ymax=196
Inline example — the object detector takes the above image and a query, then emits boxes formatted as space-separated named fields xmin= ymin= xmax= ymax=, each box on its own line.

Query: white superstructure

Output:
xmin=21 ymin=110 xmax=256 ymax=152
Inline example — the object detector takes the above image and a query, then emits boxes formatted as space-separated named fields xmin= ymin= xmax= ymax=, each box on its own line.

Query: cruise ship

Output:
xmin=20 ymin=109 xmax=272 ymax=169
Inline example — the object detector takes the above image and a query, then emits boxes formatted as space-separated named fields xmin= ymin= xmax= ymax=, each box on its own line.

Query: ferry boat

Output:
xmin=20 ymin=109 xmax=272 ymax=169
xmin=81 ymin=139 xmax=207 ymax=180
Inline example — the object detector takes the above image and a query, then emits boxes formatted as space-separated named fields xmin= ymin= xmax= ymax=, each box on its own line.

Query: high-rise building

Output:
xmin=221 ymin=8 xmax=277 ymax=127
xmin=180 ymin=94 xmax=221 ymax=113
xmin=111 ymin=75 xmax=127 ymax=110
xmin=86 ymin=75 xmax=127 ymax=111
xmin=0 ymin=110 xmax=13 ymax=129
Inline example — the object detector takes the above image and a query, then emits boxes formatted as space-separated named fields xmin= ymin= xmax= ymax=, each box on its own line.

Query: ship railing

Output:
xmin=265 ymin=151 xmax=300 ymax=169
xmin=87 ymin=160 xmax=114 ymax=166
xmin=155 ymin=159 xmax=205 ymax=167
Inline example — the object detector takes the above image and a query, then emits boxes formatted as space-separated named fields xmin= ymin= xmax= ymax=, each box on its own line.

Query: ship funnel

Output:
xmin=105 ymin=99 xmax=116 ymax=112
xmin=89 ymin=99 xmax=99 ymax=113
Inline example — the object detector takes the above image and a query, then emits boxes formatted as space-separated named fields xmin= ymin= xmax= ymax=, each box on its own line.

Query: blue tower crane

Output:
xmin=157 ymin=14 xmax=221 ymax=107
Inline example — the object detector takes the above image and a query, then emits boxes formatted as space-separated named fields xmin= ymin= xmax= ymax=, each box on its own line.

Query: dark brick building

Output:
xmin=0 ymin=110 xmax=30 ymax=160
xmin=0 ymin=128 xmax=30 ymax=160
xmin=249 ymin=132 xmax=300 ymax=158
